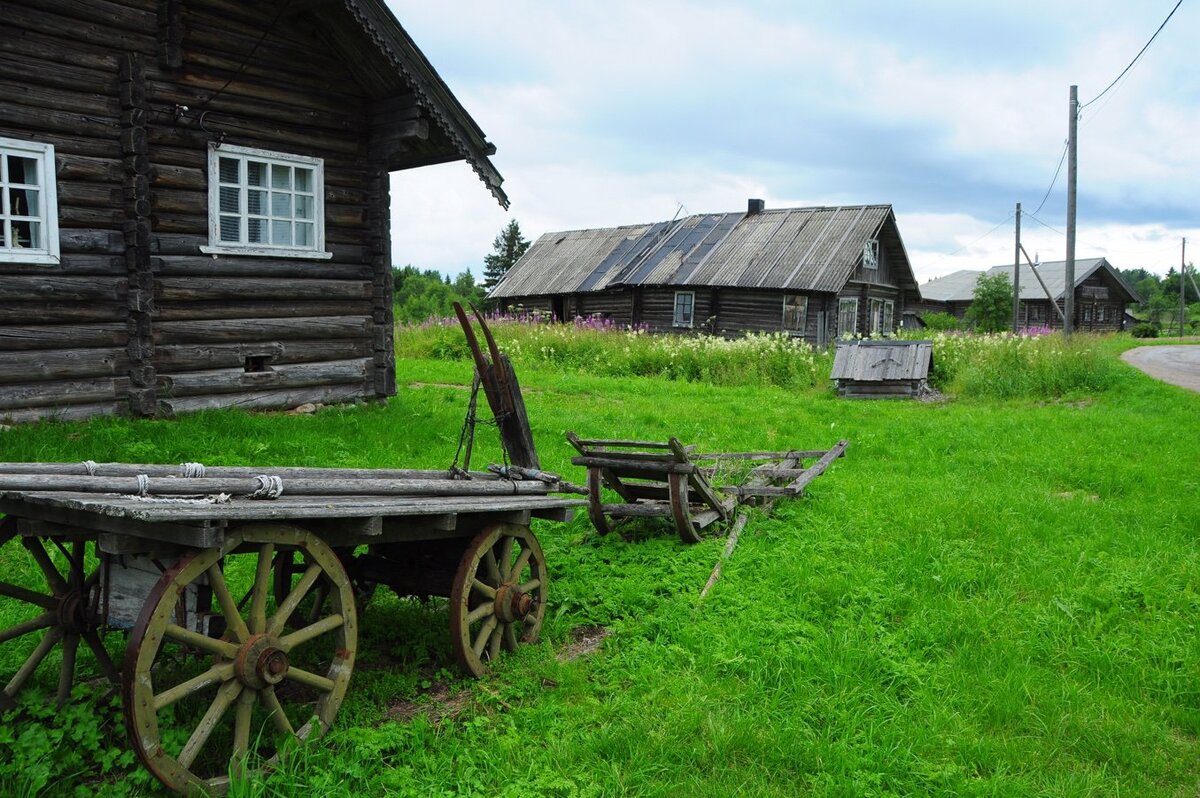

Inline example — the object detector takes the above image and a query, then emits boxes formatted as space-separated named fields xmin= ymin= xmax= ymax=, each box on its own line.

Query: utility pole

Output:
xmin=1182 ymin=237 xmax=1188 ymax=338
xmin=1013 ymin=203 xmax=1022 ymax=332
xmin=1064 ymin=85 xmax=1078 ymax=339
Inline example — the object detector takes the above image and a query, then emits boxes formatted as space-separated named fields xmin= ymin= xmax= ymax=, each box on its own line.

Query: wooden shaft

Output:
xmin=0 ymin=474 xmax=550 ymax=497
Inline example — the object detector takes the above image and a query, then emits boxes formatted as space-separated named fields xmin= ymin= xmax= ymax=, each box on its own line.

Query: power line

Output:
xmin=924 ymin=213 xmax=1014 ymax=268
xmin=1079 ymin=0 xmax=1182 ymax=111
xmin=1031 ymin=141 xmax=1068 ymax=216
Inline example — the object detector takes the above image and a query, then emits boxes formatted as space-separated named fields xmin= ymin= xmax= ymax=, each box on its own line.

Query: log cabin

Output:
xmin=918 ymin=258 xmax=1141 ymax=331
xmin=0 ymin=0 xmax=506 ymax=423
xmin=488 ymin=201 xmax=921 ymax=344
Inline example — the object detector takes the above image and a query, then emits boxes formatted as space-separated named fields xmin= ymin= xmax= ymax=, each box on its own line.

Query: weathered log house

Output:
xmin=0 ymin=0 xmax=505 ymax=423
xmin=489 ymin=201 xmax=921 ymax=343
xmin=919 ymin=258 xmax=1140 ymax=331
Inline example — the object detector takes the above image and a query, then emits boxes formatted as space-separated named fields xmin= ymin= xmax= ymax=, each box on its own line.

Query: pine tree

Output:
xmin=482 ymin=220 xmax=531 ymax=292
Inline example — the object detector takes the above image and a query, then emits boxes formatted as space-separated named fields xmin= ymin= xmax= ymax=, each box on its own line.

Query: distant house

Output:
xmin=489 ymin=201 xmax=921 ymax=344
xmin=1 ymin=0 xmax=505 ymax=423
xmin=919 ymin=258 xmax=1142 ymax=331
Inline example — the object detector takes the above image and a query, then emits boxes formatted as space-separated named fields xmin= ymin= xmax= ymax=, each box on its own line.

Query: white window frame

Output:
xmin=869 ymin=298 xmax=895 ymax=335
xmin=673 ymin=291 xmax=695 ymax=328
xmin=200 ymin=143 xmax=331 ymax=260
xmin=862 ymin=239 xmax=879 ymax=271
xmin=782 ymin=294 xmax=807 ymax=333
xmin=838 ymin=298 xmax=858 ymax=336
xmin=0 ymin=137 xmax=60 ymax=265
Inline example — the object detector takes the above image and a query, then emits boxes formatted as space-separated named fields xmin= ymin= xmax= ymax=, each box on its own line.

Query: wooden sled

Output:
xmin=568 ymin=434 xmax=848 ymax=544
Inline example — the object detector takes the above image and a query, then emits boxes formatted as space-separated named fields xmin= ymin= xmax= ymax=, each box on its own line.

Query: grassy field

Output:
xmin=1 ymin=332 xmax=1198 ymax=796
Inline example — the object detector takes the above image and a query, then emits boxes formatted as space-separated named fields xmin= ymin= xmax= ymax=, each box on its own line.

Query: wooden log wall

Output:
xmin=575 ymin=288 xmax=633 ymax=326
xmin=636 ymin=287 xmax=713 ymax=333
xmin=0 ymin=2 xmax=130 ymax=422
xmin=0 ymin=0 xmax=417 ymax=422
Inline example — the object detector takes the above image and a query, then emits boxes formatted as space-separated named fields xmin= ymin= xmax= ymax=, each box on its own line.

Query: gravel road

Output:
xmin=1120 ymin=345 xmax=1200 ymax=393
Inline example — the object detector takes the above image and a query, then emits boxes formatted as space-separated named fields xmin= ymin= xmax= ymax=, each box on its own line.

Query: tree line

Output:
xmin=392 ymin=220 xmax=530 ymax=324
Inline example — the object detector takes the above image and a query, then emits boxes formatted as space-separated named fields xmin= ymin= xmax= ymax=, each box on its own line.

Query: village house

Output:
xmin=0 ymin=0 xmax=505 ymax=423
xmin=918 ymin=257 xmax=1141 ymax=331
xmin=489 ymin=201 xmax=922 ymax=344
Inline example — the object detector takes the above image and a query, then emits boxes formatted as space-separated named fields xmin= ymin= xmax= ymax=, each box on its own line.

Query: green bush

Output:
xmin=920 ymin=312 xmax=961 ymax=332
xmin=1131 ymin=323 xmax=1159 ymax=339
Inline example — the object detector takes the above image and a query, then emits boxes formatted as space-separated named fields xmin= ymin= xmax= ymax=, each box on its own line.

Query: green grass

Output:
xmin=1 ymin=336 xmax=1199 ymax=796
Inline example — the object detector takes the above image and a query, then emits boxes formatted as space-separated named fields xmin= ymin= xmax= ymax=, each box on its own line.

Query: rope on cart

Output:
xmin=247 ymin=475 xmax=284 ymax=499
xmin=181 ymin=462 xmax=206 ymax=478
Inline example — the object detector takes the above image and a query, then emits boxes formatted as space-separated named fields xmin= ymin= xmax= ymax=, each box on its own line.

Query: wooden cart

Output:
xmin=568 ymin=434 xmax=849 ymax=543
xmin=0 ymin=463 xmax=580 ymax=795
xmin=0 ymin=306 xmax=580 ymax=795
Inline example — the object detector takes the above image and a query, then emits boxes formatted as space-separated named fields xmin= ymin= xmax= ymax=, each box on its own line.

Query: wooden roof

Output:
xmin=920 ymin=257 xmax=1142 ymax=304
xmin=830 ymin=340 xmax=933 ymax=382
xmin=491 ymin=204 xmax=913 ymax=297
xmin=316 ymin=0 xmax=507 ymax=206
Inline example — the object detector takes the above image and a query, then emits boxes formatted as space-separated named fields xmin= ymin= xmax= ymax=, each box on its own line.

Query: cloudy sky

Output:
xmin=384 ymin=0 xmax=1196 ymax=284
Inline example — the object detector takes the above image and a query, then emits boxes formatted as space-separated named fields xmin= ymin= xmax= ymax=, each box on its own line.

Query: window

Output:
xmin=868 ymin=298 xmax=894 ymax=335
xmin=0 ymin=137 xmax=59 ymax=264
xmin=782 ymin=295 xmax=807 ymax=333
xmin=1096 ymin=305 xmax=1106 ymax=322
xmin=673 ymin=291 xmax=695 ymax=327
xmin=862 ymin=239 xmax=879 ymax=271
xmin=201 ymin=144 xmax=330 ymax=259
xmin=838 ymin=298 xmax=858 ymax=336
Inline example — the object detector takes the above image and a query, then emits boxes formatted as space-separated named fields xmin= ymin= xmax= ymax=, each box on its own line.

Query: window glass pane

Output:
xmin=10 ymin=187 xmax=39 ymax=218
xmin=271 ymin=220 xmax=292 ymax=246
xmin=11 ymin=219 xmax=36 ymax=248
xmin=271 ymin=164 xmax=291 ymax=190
xmin=296 ymin=222 xmax=314 ymax=248
xmin=7 ymin=156 xmax=38 ymax=185
xmin=246 ymin=161 xmax=267 ymax=187
xmin=218 ymin=186 xmax=240 ymax=214
xmin=219 ymin=215 xmax=240 ymax=242
xmin=271 ymin=192 xmax=291 ymax=218
xmin=219 ymin=157 xmax=239 ymax=184
xmin=0 ymin=226 xmax=6 ymax=248
xmin=247 ymin=190 xmax=266 ymax=215
xmin=248 ymin=217 xmax=266 ymax=244
xmin=294 ymin=168 xmax=312 ymax=192
xmin=295 ymin=194 xmax=314 ymax=220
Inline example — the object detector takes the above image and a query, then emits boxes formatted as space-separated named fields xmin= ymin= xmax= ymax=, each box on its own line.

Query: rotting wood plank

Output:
xmin=570 ymin=457 xmax=696 ymax=475
xmin=0 ymin=497 xmax=222 ymax=548
xmin=0 ymin=475 xmax=554 ymax=498
xmin=783 ymin=440 xmax=849 ymax=495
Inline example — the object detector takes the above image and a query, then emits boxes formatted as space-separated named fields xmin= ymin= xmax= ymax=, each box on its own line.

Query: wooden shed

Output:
xmin=830 ymin=340 xmax=933 ymax=398
xmin=0 ymin=0 xmax=505 ymax=423
xmin=489 ymin=201 xmax=921 ymax=344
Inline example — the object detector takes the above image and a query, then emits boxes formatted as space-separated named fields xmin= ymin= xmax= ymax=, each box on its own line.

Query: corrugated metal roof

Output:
xmin=490 ymin=204 xmax=902 ymax=297
xmin=830 ymin=340 xmax=933 ymax=382
xmin=918 ymin=258 xmax=1142 ymax=303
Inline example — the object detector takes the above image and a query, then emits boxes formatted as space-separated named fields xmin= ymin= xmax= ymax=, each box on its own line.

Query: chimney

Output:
xmin=747 ymin=198 xmax=765 ymax=216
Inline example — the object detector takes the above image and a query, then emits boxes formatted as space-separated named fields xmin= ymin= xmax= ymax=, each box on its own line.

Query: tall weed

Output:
xmin=398 ymin=317 xmax=832 ymax=390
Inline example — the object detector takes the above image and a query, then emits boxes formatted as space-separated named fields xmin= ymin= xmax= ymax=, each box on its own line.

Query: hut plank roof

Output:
xmin=491 ymin=204 xmax=908 ymax=298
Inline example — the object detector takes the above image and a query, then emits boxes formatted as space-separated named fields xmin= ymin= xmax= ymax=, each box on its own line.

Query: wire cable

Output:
xmin=1031 ymin=141 xmax=1069 ymax=216
xmin=924 ymin=213 xmax=1014 ymax=269
xmin=1079 ymin=0 xmax=1182 ymax=111
xmin=192 ymin=0 xmax=294 ymax=112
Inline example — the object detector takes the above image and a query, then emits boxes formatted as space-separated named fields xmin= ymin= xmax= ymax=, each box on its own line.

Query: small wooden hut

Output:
xmin=830 ymin=340 xmax=933 ymax=398
xmin=0 ymin=0 xmax=505 ymax=423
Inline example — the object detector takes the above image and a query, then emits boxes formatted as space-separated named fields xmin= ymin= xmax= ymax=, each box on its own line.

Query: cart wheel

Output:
xmin=0 ymin=528 xmax=119 ymax=709
xmin=123 ymin=523 xmax=356 ymax=796
xmin=449 ymin=523 xmax=547 ymax=677
xmin=668 ymin=473 xmax=702 ymax=544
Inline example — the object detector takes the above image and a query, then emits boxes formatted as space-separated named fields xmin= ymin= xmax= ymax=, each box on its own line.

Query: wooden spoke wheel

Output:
xmin=123 ymin=524 xmax=356 ymax=796
xmin=0 ymin=527 xmax=119 ymax=709
xmin=449 ymin=524 xmax=547 ymax=678
xmin=272 ymin=546 xmax=375 ymax=629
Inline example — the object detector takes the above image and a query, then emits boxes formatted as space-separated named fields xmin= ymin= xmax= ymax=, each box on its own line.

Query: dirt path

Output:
xmin=1120 ymin=345 xmax=1200 ymax=393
